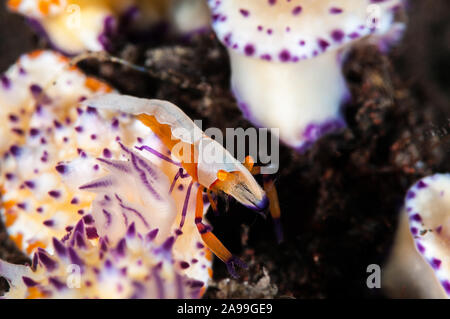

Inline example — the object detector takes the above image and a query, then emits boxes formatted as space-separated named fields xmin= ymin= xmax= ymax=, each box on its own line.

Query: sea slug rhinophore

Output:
xmin=207 ymin=0 xmax=405 ymax=150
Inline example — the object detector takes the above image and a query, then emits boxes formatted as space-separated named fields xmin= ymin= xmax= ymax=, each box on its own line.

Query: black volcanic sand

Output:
xmin=1 ymin=1 xmax=450 ymax=298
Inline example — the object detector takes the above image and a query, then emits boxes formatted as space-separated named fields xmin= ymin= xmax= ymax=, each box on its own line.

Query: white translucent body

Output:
xmin=83 ymin=93 xmax=264 ymax=199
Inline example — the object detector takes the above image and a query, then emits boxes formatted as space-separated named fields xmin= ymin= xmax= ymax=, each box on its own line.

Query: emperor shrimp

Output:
xmin=83 ymin=93 xmax=282 ymax=276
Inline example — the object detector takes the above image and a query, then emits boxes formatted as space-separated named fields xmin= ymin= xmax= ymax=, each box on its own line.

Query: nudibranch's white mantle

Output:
xmin=208 ymin=0 xmax=405 ymax=150
xmin=384 ymin=174 xmax=450 ymax=298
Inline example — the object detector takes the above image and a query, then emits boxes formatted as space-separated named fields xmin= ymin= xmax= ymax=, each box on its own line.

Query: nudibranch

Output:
xmin=0 ymin=219 xmax=204 ymax=298
xmin=7 ymin=0 xmax=211 ymax=55
xmin=207 ymin=0 xmax=405 ymax=150
xmin=383 ymin=174 xmax=450 ymax=299
xmin=83 ymin=93 xmax=268 ymax=275
xmin=79 ymin=144 xmax=213 ymax=285
xmin=0 ymin=49 xmax=115 ymax=255
xmin=0 ymin=50 xmax=213 ymax=292
xmin=170 ymin=0 xmax=211 ymax=35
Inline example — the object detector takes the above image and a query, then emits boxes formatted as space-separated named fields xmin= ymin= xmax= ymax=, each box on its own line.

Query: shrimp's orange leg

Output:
xmin=263 ymin=175 xmax=283 ymax=243
xmin=245 ymin=155 xmax=283 ymax=242
xmin=194 ymin=186 xmax=247 ymax=278
xmin=206 ymin=190 xmax=219 ymax=215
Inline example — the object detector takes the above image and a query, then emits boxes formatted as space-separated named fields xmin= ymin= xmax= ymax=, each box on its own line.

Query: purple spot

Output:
xmin=416 ymin=243 xmax=425 ymax=254
xmin=146 ymin=229 xmax=159 ymax=241
xmin=292 ymin=6 xmax=302 ymax=15
xmin=30 ymin=128 xmax=40 ymax=136
xmin=239 ymin=9 xmax=249 ymax=17
xmin=22 ymin=276 xmax=38 ymax=287
xmin=10 ymin=145 xmax=22 ymax=157
xmin=331 ymin=30 xmax=345 ymax=43
xmin=49 ymin=277 xmax=66 ymax=290
xmin=349 ymin=32 xmax=360 ymax=39
xmin=55 ymin=164 xmax=68 ymax=174
xmin=38 ymin=251 xmax=57 ymax=271
xmin=244 ymin=44 xmax=255 ymax=56
xmin=441 ymin=280 xmax=450 ymax=294
xmin=86 ymin=227 xmax=99 ymax=239
xmin=48 ymin=190 xmax=61 ymax=198
xmin=431 ymin=258 xmax=442 ymax=270
xmin=417 ymin=180 xmax=428 ymax=189
xmin=53 ymin=238 xmax=66 ymax=257
xmin=82 ymin=215 xmax=94 ymax=225
xmin=406 ymin=191 xmax=416 ymax=199
xmin=8 ymin=114 xmax=18 ymax=122
xmin=68 ymin=247 xmax=84 ymax=268
xmin=279 ymin=50 xmax=291 ymax=62
xmin=180 ymin=261 xmax=190 ymax=269
xmin=103 ymin=148 xmax=112 ymax=158
xmin=127 ymin=222 xmax=136 ymax=238
xmin=29 ymin=84 xmax=42 ymax=97
xmin=330 ymin=7 xmax=343 ymax=14
xmin=86 ymin=106 xmax=98 ymax=115
xmin=112 ymin=118 xmax=119 ymax=128
xmin=116 ymin=238 xmax=127 ymax=256
xmin=24 ymin=180 xmax=35 ymax=189
xmin=196 ymin=242 xmax=205 ymax=249
xmin=43 ymin=220 xmax=54 ymax=227
xmin=53 ymin=120 xmax=62 ymax=129
xmin=1 ymin=75 xmax=11 ymax=89
xmin=318 ymin=39 xmax=330 ymax=51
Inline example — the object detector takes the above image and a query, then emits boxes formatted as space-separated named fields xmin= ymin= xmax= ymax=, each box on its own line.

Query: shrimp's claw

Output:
xmin=225 ymin=256 xmax=248 ymax=279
